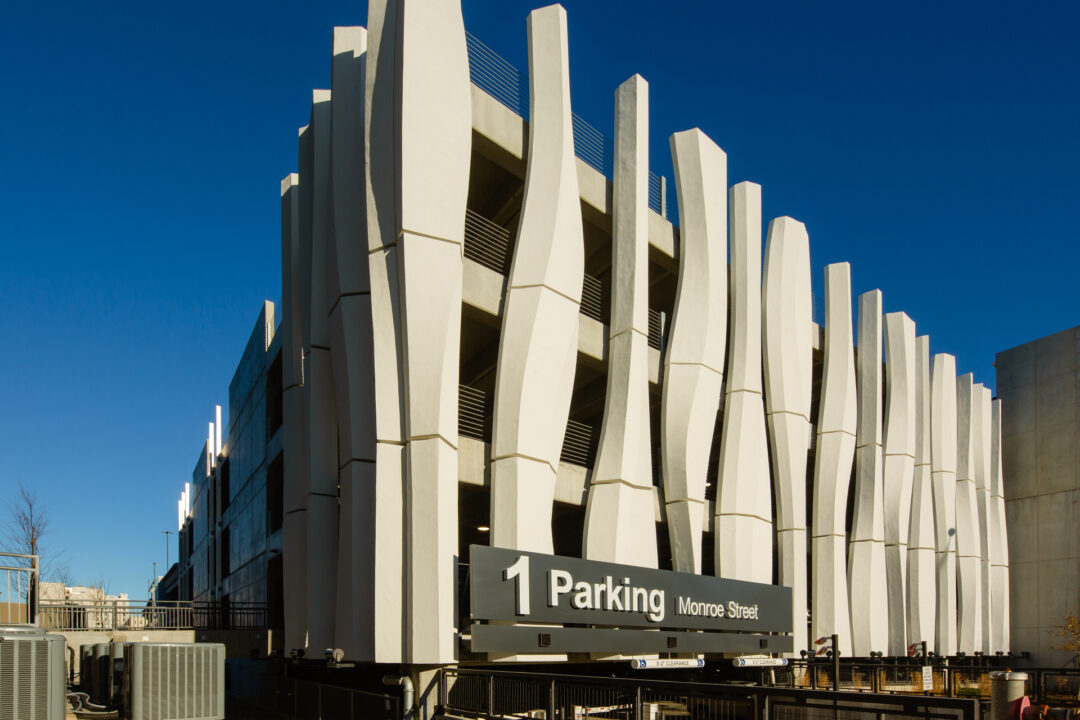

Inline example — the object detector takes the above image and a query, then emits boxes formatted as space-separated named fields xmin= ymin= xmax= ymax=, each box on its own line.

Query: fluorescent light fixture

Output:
xmin=476 ymin=526 xmax=490 ymax=532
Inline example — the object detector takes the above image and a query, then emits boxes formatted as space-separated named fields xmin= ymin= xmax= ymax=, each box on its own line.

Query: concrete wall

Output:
xmin=996 ymin=326 xmax=1080 ymax=665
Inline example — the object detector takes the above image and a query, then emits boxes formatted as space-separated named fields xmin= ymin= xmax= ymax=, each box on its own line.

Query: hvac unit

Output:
xmin=0 ymin=627 xmax=66 ymax=720
xmin=79 ymin=645 xmax=93 ymax=694
xmin=122 ymin=642 xmax=225 ymax=720
xmin=106 ymin=642 xmax=124 ymax=706
xmin=92 ymin=642 xmax=110 ymax=705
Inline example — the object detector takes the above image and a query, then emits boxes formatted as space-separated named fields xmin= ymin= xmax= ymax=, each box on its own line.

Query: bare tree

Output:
xmin=3 ymin=480 xmax=69 ymax=583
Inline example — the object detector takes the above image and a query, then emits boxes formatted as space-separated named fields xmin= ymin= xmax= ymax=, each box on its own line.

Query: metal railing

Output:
xmin=560 ymin=419 xmax=596 ymax=467
xmin=777 ymin=659 xmax=1080 ymax=706
xmin=581 ymin=273 xmax=605 ymax=322
xmin=438 ymin=667 xmax=981 ymax=720
xmin=459 ymin=384 xmax=491 ymax=441
xmin=38 ymin=599 xmax=267 ymax=631
xmin=465 ymin=209 xmax=512 ymax=274
xmin=0 ymin=552 xmax=39 ymax=625
xmin=466 ymin=31 xmax=680 ymax=226
xmin=225 ymin=660 xmax=401 ymax=720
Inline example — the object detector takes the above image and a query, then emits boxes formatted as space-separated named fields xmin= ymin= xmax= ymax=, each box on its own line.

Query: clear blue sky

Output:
xmin=1 ymin=0 xmax=1076 ymax=599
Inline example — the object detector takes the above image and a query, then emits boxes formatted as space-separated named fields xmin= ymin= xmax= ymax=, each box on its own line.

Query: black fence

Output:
xmin=225 ymin=659 xmax=401 ymax=720
xmin=438 ymin=668 xmax=981 ymax=720
xmin=775 ymin=660 xmax=1080 ymax=706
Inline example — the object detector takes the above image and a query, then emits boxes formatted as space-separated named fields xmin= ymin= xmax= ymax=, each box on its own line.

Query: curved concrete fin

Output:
xmin=491 ymin=4 xmax=583 ymax=557
xmin=716 ymin=181 xmax=772 ymax=584
xmin=583 ymin=74 xmax=657 ymax=568
xmin=883 ymin=311 xmax=916 ymax=655
xmin=989 ymin=398 xmax=1010 ymax=651
xmin=930 ymin=352 xmax=958 ymax=655
xmin=280 ymin=174 xmax=309 ymax=653
xmin=850 ymin=290 xmax=887 ymax=655
xmin=906 ymin=334 xmax=936 ymax=649
xmin=955 ymin=374 xmax=983 ymax=653
xmin=662 ymin=128 xmax=727 ymax=574
xmin=390 ymin=0 xmax=471 ymax=665
xmin=974 ymin=384 xmax=994 ymax=653
xmin=762 ymin=215 xmax=812 ymax=654
xmin=304 ymin=91 xmax=339 ymax=654
xmin=811 ymin=262 xmax=855 ymax=657
xmin=360 ymin=0 xmax=405 ymax=664
xmin=327 ymin=26 xmax=376 ymax=661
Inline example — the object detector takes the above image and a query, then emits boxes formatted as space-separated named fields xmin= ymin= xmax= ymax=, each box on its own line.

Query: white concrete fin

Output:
xmin=214 ymin=405 xmax=222 ymax=457
xmin=281 ymin=157 xmax=311 ymax=654
xmin=303 ymin=92 xmax=340 ymax=654
xmin=329 ymin=26 xmax=370 ymax=301
xmin=849 ymin=289 xmax=887 ymax=655
xmin=491 ymin=4 xmax=583 ymax=565
xmin=584 ymin=74 xmax=657 ymax=568
xmin=989 ymin=398 xmax=1009 ymax=651
xmin=389 ymin=0 xmax=471 ymax=665
xmin=716 ymin=181 xmax=772 ymax=584
xmin=333 ymin=25 xmax=367 ymax=56
xmin=974 ymin=384 xmax=993 ymax=653
xmin=883 ymin=311 xmax=916 ymax=656
xmin=811 ymin=261 xmax=855 ymax=657
xmin=327 ymin=24 xmax=375 ymax=660
xmin=661 ymin=128 xmax=727 ymax=574
xmin=281 ymin=172 xmax=299 ymax=196
xmin=762 ymin=215 xmax=812 ymax=654
xmin=955 ymin=373 xmax=983 ymax=653
xmin=906 ymin=334 xmax=936 ymax=649
xmin=362 ymin=0 xmax=406 ymax=664
xmin=930 ymin=352 xmax=958 ymax=656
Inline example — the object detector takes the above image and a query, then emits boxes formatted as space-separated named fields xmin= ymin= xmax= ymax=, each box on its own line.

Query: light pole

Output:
xmin=162 ymin=530 xmax=172 ymax=568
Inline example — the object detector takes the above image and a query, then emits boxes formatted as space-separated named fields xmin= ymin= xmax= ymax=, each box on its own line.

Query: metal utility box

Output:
xmin=122 ymin=642 xmax=225 ymax=720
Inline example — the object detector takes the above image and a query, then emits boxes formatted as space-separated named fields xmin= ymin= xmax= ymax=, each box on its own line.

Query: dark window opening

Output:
xmin=266 ymin=453 xmax=284 ymax=535
xmin=219 ymin=459 xmax=231 ymax=511
xmin=266 ymin=351 xmax=283 ymax=439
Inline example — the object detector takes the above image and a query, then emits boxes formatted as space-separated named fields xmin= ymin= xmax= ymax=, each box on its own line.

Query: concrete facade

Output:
xmin=176 ymin=2 xmax=1017 ymax=668
xmin=996 ymin=327 xmax=1078 ymax=665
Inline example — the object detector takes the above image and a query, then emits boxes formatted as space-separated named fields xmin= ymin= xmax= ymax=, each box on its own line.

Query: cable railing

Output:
xmin=464 ymin=209 xmax=512 ymax=274
xmin=466 ymin=31 xmax=680 ymax=226
xmin=465 ymin=211 xmax=667 ymax=350
xmin=560 ymin=419 xmax=596 ymax=467
xmin=459 ymin=384 xmax=491 ymax=442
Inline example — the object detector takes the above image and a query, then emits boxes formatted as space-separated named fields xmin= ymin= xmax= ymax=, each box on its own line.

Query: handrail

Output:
xmin=0 ymin=551 xmax=39 ymax=626
xmin=38 ymin=598 xmax=267 ymax=631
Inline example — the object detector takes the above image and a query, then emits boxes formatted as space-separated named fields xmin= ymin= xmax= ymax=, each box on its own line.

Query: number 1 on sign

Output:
xmin=504 ymin=555 xmax=530 ymax=615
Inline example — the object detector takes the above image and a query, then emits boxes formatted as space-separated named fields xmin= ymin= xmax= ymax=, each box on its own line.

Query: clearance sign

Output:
xmin=468 ymin=545 xmax=793 ymax=655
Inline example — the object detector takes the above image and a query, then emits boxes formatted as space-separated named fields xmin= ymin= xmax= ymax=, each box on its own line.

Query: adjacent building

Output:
xmin=996 ymin=326 xmax=1080 ymax=665
xmin=176 ymin=302 xmax=284 ymax=631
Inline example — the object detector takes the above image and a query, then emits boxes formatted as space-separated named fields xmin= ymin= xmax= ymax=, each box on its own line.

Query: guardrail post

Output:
xmin=551 ymin=679 xmax=558 ymax=720
xmin=487 ymin=673 xmax=494 ymax=716
xmin=832 ymin=635 xmax=840 ymax=692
